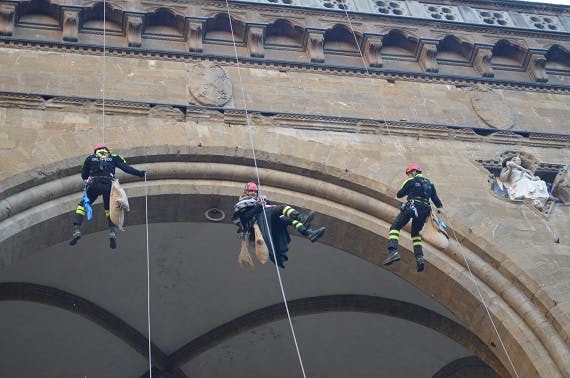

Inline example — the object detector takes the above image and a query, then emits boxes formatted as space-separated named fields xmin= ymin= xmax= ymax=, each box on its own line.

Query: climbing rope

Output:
xmin=223 ymin=2 xmax=307 ymax=377
xmin=144 ymin=173 xmax=153 ymax=377
xmin=101 ymin=0 xmax=106 ymax=144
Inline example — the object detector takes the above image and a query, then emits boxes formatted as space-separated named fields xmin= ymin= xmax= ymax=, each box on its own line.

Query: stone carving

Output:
xmin=523 ymin=13 xmax=562 ymax=31
xmin=364 ymin=35 xmax=383 ymax=67
xmin=419 ymin=41 xmax=439 ymax=73
xmin=474 ymin=46 xmax=494 ymax=78
xmin=470 ymin=85 xmax=513 ymax=129
xmin=186 ymin=19 xmax=205 ymax=53
xmin=375 ymin=0 xmax=407 ymax=16
xmin=498 ymin=154 xmax=550 ymax=210
xmin=552 ymin=168 xmax=570 ymax=204
xmin=306 ymin=30 xmax=325 ymax=63
xmin=475 ymin=9 xmax=511 ymax=26
xmin=0 ymin=3 xmax=16 ymax=36
xmin=62 ymin=9 xmax=80 ymax=42
xmin=528 ymin=52 xmax=548 ymax=83
xmin=127 ymin=14 xmax=144 ymax=47
xmin=188 ymin=62 xmax=233 ymax=106
xmin=247 ymin=25 xmax=265 ymax=58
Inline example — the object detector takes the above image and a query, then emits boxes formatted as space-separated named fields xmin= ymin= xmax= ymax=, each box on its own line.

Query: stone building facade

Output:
xmin=0 ymin=0 xmax=569 ymax=377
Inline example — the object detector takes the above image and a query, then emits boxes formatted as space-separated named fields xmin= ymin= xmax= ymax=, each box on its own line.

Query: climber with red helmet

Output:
xmin=69 ymin=143 xmax=146 ymax=249
xmin=232 ymin=181 xmax=326 ymax=268
xmin=383 ymin=164 xmax=443 ymax=272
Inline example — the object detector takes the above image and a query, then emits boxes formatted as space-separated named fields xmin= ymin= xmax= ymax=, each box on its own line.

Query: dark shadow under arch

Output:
xmin=0 ymin=282 xmax=506 ymax=377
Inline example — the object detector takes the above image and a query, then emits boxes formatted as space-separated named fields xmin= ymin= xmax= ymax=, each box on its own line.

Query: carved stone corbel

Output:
xmin=528 ymin=52 xmax=548 ymax=83
xmin=418 ymin=41 xmax=439 ymax=73
xmin=363 ymin=35 xmax=383 ymax=67
xmin=126 ymin=14 xmax=144 ymax=47
xmin=474 ymin=46 xmax=494 ymax=78
xmin=305 ymin=30 xmax=325 ymax=63
xmin=247 ymin=25 xmax=265 ymax=58
xmin=185 ymin=19 xmax=205 ymax=53
xmin=0 ymin=3 xmax=16 ymax=36
xmin=62 ymin=9 xmax=80 ymax=42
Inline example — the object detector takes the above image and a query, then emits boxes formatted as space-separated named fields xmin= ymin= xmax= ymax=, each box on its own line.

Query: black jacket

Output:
xmin=81 ymin=153 xmax=144 ymax=181
xmin=397 ymin=174 xmax=443 ymax=208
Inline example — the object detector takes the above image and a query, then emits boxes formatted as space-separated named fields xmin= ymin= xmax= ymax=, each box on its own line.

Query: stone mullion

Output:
xmin=527 ymin=50 xmax=548 ymax=83
xmin=126 ymin=13 xmax=144 ymax=48
xmin=362 ymin=34 xmax=383 ymax=67
xmin=62 ymin=8 xmax=80 ymax=42
xmin=246 ymin=24 xmax=265 ymax=58
xmin=305 ymin=29 xmax=325 ymax=63
xmin=0 ymin=3 xmax=16 ymax=36
xmin=473 ymin=45 xmax=494 ymax=78
xmin=185 ymin=18 xmax=206 ymax=53
xmin=418 ymin=39 xmax=439 ymax=73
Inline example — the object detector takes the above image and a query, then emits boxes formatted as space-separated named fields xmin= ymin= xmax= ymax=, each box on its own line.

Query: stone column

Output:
xmin=126 ymin=14 xmax=144 ymax=47
xmin=0 ymin=3 xmax=16 ymax=36
xmin=186 ymin=18 xmax=206 ymax=53
xmin=418 ymin=40 xmax=439 ymax=73
xmin=473 ymin=45 xmax=494 ymax=78
xmin=62 ymin=8 xmax=80 ymax=42
xmin=363 ymin=34 xmax=383 ymax=67
xmin=305 ymin=29 xmax=325 ymax=63
xmin=247 ymin=24 xmax=265 ymax=58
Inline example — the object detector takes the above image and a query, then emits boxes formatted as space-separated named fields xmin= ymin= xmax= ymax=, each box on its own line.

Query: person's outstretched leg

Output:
xmin=384 ymin=209 xmax=412 ymax=265
xmin=282 ymin=205 xmax=315 ymax=228
xmin=279 ymin=212 xmax=326 ymax=243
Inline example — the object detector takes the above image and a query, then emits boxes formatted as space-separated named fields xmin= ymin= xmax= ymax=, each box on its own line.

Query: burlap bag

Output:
xmin=253 ymin=223 xmax=269 ymax=264
xmin=420 ymin=213 xmax=449 ymax=250
xmin=109 ymin=179 xmax=130 ymax=231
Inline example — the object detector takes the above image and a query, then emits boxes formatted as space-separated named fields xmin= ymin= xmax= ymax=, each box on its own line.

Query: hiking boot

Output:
xmin=69 ymin=226 xmax=81 ymax=246
xmin=383 ymin=250 xmax=400 ymax=265
xmin=298 ymin=211 xmax=315 ymax=228
xmin=109 ymin=229 xmax=117 ymax=249
xmin=416 ymin=256 xmax=425 ymax=272
xmin=307 ymin=227 xmax=326 ymax=242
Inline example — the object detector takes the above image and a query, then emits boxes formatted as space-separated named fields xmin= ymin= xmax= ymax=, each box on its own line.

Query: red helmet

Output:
xmin=405 ymin=164 xmax=422 ymax=174
xmin=245 ymin=182 xmax=259 ymax=192
xmin=94 ymin=143 xmax=108 ymax=152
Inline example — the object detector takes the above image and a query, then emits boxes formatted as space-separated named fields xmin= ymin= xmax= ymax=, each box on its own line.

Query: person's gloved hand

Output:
xmin=138 ymin=170 xmax=147 ymax=178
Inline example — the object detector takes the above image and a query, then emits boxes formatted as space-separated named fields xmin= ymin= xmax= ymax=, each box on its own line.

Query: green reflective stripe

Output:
xmin=105 ymin=210 xmax=110 ymax=216
xmin=284 ymin=206 xmax=294 ymax=217
xmin=389 ymin=230 xmax=400 ymax=236
xmin=412 ymin=236 xmax=422 ymax=241
xmin=400 ymin=177 xmax=413 ymax=189
xmin=389 ymin=235 xmax=400 ymax=240
xmin=292 ymin=220 xmax=302 ymax=229
xmin=76 ymin=209 xmax=86 ymax=215
xmin=112 ymin=153 xmax=126 ymax=163
xmin=413 ymin=241 xmax=423 ymax=246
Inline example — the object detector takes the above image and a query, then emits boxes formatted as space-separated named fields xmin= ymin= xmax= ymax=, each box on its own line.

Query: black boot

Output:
xmin=109 ymin=226 xmax=117 ymax=249
xmin=297 ymin=210 xmax=315 ymax=228
xmin=69 ymin=224 xmax=82 ymax=246
xmin=383 ymin=249 xmax=400 ymax=265
xmin=306 ymin=227 xmax=326 ymax=242
xmin=414 ymin=245 xmax=424 ymax=272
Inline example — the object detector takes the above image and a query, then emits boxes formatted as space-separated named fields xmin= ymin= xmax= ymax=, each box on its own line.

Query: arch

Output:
xmin=1 ymin=150 xmax=568 ymax=377
xmin=545 ymin=44 xmax=570 ymax=70
xmin=204 ymin=13 xmax=245 ymax=42
xmin=144 ymin=7 xmax=185 ymax=37
xmin=18 ymin=0 xmax=60 ymax=26
xmin=82 ymin=1 xmax=122 ymax=32
xmin=266 ymin=19 xmax=303 ymax=47
xmin=381 ymin=29 xmax=417 ymax=57
xmin=437 ymin=35 xmax=473 ymax=63
xmin=324 ymin=24 xmax=359 ymax=52
xmin=0 ymin=283 xmax=504 ymax=376
xmin=492 ymin=39 xmax=526 ymax=67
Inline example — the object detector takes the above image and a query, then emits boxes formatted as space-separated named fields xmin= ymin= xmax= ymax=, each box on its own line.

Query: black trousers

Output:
xmin=74 ymin=179 xmax=112 ymax=226
xmin=390 ymin=202 xmax=431 ymax=237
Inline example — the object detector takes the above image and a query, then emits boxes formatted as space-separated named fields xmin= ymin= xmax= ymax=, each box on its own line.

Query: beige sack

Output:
xmin=238 ymin=238 xmax=255 ymax=271
xmin=109 ymin=179 xmax=130 ymax=231
xmin=253 ymin=223 xmax=269 ymax=264
xmin=420 ymin=213 xmax=449 ymax=250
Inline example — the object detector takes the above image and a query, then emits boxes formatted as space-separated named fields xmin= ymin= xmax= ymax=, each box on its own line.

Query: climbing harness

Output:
xmin=223 ymin=1 xmax=307 ymax=376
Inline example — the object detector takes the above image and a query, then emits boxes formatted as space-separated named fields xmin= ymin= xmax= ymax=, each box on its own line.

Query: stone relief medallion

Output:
xmin=469 ymin=85 xmax=514 ymax=130
xmin=188 ymin=62 xmax=233 ymax=106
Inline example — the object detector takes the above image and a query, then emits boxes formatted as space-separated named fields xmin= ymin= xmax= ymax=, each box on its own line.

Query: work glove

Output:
xmin=138 ymin=170 xmax=146 ymax=178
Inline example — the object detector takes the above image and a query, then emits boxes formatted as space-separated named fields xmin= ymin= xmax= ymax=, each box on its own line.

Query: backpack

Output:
xmin=417 ymin=177 xmax=433 ymax=199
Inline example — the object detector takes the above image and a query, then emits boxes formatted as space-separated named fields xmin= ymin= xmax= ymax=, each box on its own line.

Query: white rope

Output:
xmin=447 ymin=221 xmax=520 ymax=378
xmin=101 ymin=1 xmax=106 ymax=144
xmin=144 ymin=173 xmax=153 ymax=377
xmin=223 ymin=2 xmax=307 ymax=377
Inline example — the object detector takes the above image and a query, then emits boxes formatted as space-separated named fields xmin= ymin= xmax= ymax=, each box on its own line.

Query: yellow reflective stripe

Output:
xmin=292 ymin=220 xmax=301 ymax=229
xmin=389 ymin=235 xmax=400 ymax=240
xmin=282 ymin=206 xmax=291 ymax=216
xmin=389 ymin=230 xmax=400 ymax=236
xmin=112 ymin=153 xmax=126 ymax=163
xmin=105 ymin=210 xmax=110 ymax=216
xmin=412 ymin=236 xmax=422 ymax=241
xmin=413 ymin=241 xmax=423 ymax=246
xmin=76 ymin=209 xmax=86 ymax=215
xmin=400 ymin=177 xmax=413 ymax=189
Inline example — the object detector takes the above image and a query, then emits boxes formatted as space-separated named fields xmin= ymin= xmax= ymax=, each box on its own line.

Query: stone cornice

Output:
xmin=1 ymin=37 xmax=569 ymax=94
xmin=1 ymin=91 xmax=568 ymax=149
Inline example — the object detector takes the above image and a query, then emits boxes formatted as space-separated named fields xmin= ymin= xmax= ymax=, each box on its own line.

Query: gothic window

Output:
xmin=424 ymin=4 xmax=461 ymax=22
xmin=18 ymin=0 xmax=59 ymax=27
xmin=523 ymin=14 xmax=562 ymax=31
xmin=205 ymin=13 xmax=245 ymax=43
xmin=144 ymin=8 xmax=184 ymax=37
xmin=437 ymin=35 xmax=472 ymax=63
xmin=317 ymin=0 xmax=353 ymax=11
xmin=475 ymin=9 xmax=512 ymax=27
xmin=545 ymin=45 xmax=570 ymax=70
xmin=374 ymin=1 xmax=407 ymax=16
xmin=324 ymin=24 xmax=358 ymax=52
xmin=82 ymin=2 xmax=122 ymax=32
xmin=266 ymin=19 xmax=303 ymax=47
xmin=492 ymin=39 xmax=525 ymax=67
xmin=381 ymin=30 xmax=417 ymax=57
